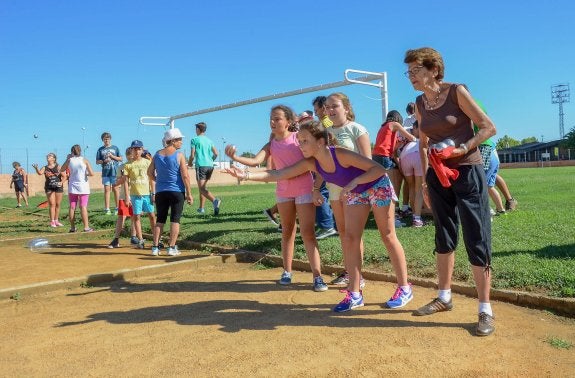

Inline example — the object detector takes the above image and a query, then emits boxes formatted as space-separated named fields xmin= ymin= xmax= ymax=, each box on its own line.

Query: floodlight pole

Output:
xmin=551 ymin=83 xmax=570 ymax=139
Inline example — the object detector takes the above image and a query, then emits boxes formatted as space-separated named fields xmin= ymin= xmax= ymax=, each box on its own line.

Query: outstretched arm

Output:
xmin=32 ymin=163 xmax=46 ymax=175
xmin=225 ymin=143 xmax=269 ymax=167
xmin=225 ymin=158 xmax=315 ymax=182
xmin=390 ymin=121 xmax=417 ymax=143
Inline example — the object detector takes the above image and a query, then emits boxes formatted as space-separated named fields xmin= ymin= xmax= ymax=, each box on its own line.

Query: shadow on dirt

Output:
xmin=58 ymin=279 xmax=477 ymax=335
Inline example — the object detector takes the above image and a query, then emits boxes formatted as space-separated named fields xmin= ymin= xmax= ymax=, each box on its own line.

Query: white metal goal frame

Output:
xmin=139 ymin=69 xmax=388 ymax=129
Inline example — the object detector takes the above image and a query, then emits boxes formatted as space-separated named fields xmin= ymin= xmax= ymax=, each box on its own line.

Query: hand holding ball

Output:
xmin=225 ymin=144 xmax=237 ymax=159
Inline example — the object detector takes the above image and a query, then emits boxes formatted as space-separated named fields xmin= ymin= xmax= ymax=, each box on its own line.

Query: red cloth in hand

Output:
xmin=429 ymin=150 xmax=459 ymax=187
xmin=432 ymin=145 xmax=456 ymax=159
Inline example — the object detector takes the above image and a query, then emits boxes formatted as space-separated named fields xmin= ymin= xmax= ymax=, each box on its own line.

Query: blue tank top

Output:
xmin=314 ymin=147 xmax=380 ymax=193
xmin=153 ymin=151 xmax=185 ymax=193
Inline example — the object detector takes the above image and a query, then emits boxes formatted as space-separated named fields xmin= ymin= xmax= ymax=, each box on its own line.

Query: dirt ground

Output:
xmin=1 ymin=235 xmax=574 ymax=377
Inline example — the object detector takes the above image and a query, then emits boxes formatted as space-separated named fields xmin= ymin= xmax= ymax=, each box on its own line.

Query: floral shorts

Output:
xmin=345 ymin=175 xmax=397 ymax=207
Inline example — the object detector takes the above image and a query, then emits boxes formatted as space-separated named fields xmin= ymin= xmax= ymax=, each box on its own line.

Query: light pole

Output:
xmin=221 ymin=138 xmax=226 ymax=168
xmin=81 ymin=127 xmax=86 ymax=150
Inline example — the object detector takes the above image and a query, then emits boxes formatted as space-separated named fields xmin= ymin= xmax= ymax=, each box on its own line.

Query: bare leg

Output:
xmin=147 ymin=212 xmax=156 ymax=232
xmin=371 ymin=203 xmax=409 ymax=286
xmin=472 ymin=265 xmax=491 ymax=303
xmin=437 ymin=252 xmax=455 ymax=290
xmin=114 ymin=216 xmax=126 ymax=238
xmin=341 ymin=204 xmax=371 ymax=292
xmin=104 ymin=185 xmax=111 ymax=210
xmin=404 ymin=175 xmax=416 ymax=210
xmin=488 ymin=186 xmax=505 ymax=212
xmin=48 ymin=192 xmax=57 ymax=221
xmin=277 ymin=201 xmax=297 ymax=272
xmin=413 ymin=176 xmax=424 ymax=217
xmin=495 ymin=174 xmax=512 ymax=201
xmin=80 ymin=206 xmax=90 ymax=230
xmin=153 ymin=222 xmax=165 ymax=246
xmin=112 ymin=185 xmax=120 ymax=210
xmin=296 ymin=203 xmax=321 ymax=276
xmin=69 ymin=205 xmax=76 ymax=230
xmin=54 ymin=192 xmax=63 ymax=222
xmin=332 ymin=199 xmax=365 ymax=272
xmin=133 ymin=214 xmax=142 ymax=239
xmin=168 ymin=222 xmax=180 ymax=247
xmin=197 ymin=179 xmax=215 ymax=209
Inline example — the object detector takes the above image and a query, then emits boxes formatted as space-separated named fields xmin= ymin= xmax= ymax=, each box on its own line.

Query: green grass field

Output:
xmin=1 ymin=166 xmax=574 ymax=298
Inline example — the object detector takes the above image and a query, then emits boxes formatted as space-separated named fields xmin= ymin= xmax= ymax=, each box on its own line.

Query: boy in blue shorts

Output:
xmin=96 ymin=132 xmax=122 ymax=215
xmin=123 ymin=140 xmax=156 ymax=248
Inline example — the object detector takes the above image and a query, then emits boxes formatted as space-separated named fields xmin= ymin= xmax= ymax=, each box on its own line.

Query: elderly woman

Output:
xmin=404 ymin=47 xmax=497 ymax=336
xmin=147 ymin=128 xmax=193 ymax=257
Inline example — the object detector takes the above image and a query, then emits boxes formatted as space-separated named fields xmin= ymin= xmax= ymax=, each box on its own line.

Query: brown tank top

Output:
xmin=417 ymin=84 xmax=482 ymax=168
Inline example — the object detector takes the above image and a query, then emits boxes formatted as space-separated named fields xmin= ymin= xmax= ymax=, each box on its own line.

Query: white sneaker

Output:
xmin=167 ymin=246 xmax=181 ymax=256
xmin=151 ymin=246 xmax=160 ymax=256
xmin=316 ymin=227 xmax=338 ymax=240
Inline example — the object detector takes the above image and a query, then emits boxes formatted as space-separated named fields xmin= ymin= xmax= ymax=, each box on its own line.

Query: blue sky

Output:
xmin=1 ymin=0 xmax=574 ymax=172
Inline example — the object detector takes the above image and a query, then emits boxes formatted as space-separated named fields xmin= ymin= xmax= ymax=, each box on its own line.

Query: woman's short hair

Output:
xmin=404 ymin=47 xmax=445 ymax=81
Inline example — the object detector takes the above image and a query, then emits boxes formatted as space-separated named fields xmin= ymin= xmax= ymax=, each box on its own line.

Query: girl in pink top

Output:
xmin=225 ymin=105 xmax=327 ymax=292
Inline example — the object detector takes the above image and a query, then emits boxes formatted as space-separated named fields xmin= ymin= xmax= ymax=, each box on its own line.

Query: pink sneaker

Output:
xmin=55 ymin=221 xmax=64 ymax=227
xmin=50 ymin=220 xmax=57 ymax=228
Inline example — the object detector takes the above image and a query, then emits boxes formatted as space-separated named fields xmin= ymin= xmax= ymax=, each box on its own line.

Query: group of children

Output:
xmin=11 ymin=89 xmax=514 ymax=326
xmin=224 ymin=93 xmax=414 ymax=313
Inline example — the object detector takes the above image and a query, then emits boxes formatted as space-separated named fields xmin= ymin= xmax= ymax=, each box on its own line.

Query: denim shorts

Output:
xmin=373 ymin=155 xmax=397 ymax=170
xmin=102 ymin=176 xmax=118 ymax=186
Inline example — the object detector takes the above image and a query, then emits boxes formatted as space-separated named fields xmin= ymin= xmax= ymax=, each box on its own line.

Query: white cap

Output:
xmin=163 ymin=128 xmax=185 ymax=143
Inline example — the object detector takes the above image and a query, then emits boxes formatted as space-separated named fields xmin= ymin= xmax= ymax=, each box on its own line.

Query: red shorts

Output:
xmin=117 ymin=199 xmax=133 ymax=217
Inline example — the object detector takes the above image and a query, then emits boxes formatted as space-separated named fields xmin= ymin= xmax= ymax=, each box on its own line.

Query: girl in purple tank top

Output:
xmin=225 ymin=120 xmax=413 ymax=313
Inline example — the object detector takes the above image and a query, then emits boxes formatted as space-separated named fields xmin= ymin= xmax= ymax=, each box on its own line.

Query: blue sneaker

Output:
xmin=333 ymin=290 xmax=364 ymax=313
xmin=279 ymin=271 xmax=292 ymax=285
xmin=385 ymin=285 xmax=413 ymax=309
xmin=213 ymin=198 xmax=221 ymax=216
xmin=313 ymin=276 xmax=328 ymax=292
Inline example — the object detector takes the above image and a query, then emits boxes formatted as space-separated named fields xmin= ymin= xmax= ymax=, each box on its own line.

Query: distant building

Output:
xmin=212 ymin=161 xmax=231 ymax=169
xmin=497 ymin=140 xmax=573 ymax=163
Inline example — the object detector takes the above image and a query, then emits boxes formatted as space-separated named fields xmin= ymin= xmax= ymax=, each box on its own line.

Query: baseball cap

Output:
xmin=130 ymin=140 xmax=144 ymax=148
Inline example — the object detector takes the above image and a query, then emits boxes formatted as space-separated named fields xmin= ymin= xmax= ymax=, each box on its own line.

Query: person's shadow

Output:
xmin=58 ymin=279 xmax=475 ymax=334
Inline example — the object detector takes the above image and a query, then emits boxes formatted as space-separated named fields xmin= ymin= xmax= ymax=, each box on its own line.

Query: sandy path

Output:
xmin=1 ymin=260 xmax=574 ymax=377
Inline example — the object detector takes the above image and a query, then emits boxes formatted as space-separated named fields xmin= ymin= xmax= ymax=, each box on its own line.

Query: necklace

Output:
xmin=423 ymin=86 xmax=442 ymax=109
